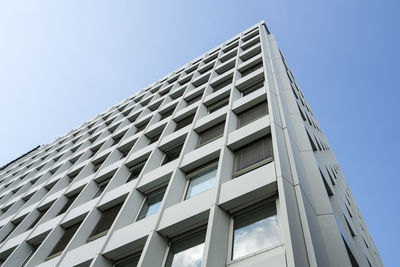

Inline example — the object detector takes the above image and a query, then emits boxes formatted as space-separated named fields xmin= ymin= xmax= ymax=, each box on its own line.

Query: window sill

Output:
xmin=46 ymin=251 xmax=62 ymax=261
xmin=87 ymin=230 xmax=108 ymax=242
xmin=232 ymin=157 xmax=273 ymax=178
xmin=228 ymin=243 xmax=284 ymax=265
xmin=195 ymin=135 xmax=223 ymax=148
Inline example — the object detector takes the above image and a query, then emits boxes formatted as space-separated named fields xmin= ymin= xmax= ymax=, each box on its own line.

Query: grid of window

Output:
xmin=0 ymin=21 xmax=381 ymax=267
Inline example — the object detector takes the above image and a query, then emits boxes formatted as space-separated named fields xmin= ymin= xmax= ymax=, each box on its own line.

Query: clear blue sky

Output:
xmin=0 ymin=0 xmax=398 ymax=265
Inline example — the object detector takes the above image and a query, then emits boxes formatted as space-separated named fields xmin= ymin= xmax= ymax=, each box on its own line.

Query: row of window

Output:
xmin=0 ymin=28 xmax=263 ymax=178
xmin=0 ymin=79 xmax=269 ymax=208
xmin=8 ymin=197 xmax=279 ymax=266
xmin=0 ymin=133 xmax=274 ymax=253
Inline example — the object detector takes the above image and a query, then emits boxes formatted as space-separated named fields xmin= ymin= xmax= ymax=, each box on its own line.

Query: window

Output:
xmin=164 ymin=229 xmax=206 ymax=267
xmin=57 ymin=193 xmax=79 ymax=215
xmin=126 ymin=161 xmax=146 ymax=183
xmin=233 ymin=135 xmax=273 ymax=176
xmin=136 ymin=187 xmax=166 ymax=221
xmin=212 ymin=77 xmax=232 ymax=92
xmin=207 ymin=96 xmax=229 ymax=114
xmin=232 ymin=201 xmax=279 ymax=260
xmin=112 ymin=135 xmax=123 ymax=146
xmin=93 ymin=178 xmax=110 ymax=199
xmin=197 ymin=122 xmax=225 ymax=147
xmin=175 ymin=114 xmax=195 ymax=131
xmin=27 ymin=206 xmax=50 ymax=230
xmin=135 ymin=122 xmax=148 ymax=134
xmin=237 ymin=101 xmax=268 ymax=128
xmin=185 ymin=161 xmax=217 ymax=200
xmin=162 ymin=143 xmax=184 ymax=165
xmin=21 ymin=242 xmax=41 ymax=267
xmin=160 ymin=109 xmax=175 ymax=121
xmin=119 ymin=146 xmax=132 ymax=159
xmin=47 ymin=221 xmax=82 ymax=260
xmin=88 ymin=202 xmax=123 ymax=242
xmin=241 ymin=80 xmax=264 ymax=96
xmin=148 ymin=132 xmax=162 ymax=145
xmin=114 ymin=253 xmax=141 ymax=267
xmin=92 ymin=158 xmax=105 ymax=172
xmin=186 ymin=94 xmax=202 ymax=106
xmin=240 ymin=62 xmax=263 ymax=77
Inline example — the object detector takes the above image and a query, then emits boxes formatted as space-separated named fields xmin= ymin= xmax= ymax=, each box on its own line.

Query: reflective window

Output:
xmin=136 ymin=187 xmax=166 ymax=221
xmin=232 ymin=202 xmax=279 ymax=260
xmin=165 ymin=230 xmax=205 ymax=267
xmin=185 ymin=163 xmax=217 ymax=200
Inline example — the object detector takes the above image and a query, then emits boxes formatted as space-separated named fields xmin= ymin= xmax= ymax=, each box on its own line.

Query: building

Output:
xmin=0 ymin=21 xmax=382 ymax=267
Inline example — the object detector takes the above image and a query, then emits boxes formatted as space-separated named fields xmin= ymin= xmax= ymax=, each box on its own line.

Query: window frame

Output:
xmin=126 ymin=160 xmax=146 ymax=183
xmin=93 ymin=178 xmax=111 ymax=199
xmin=182 ymin=160 xmax=218 ymax=201
xmin=162 ymin=226 xmax=207 ymax=267
xmin=236 ymin=101 xmax=268 ymax=128
xmin=87 ymin=202 xmax=124 ymax=242
xmin=227 ymin=198 xmax=281 ymax=263
xmin=135 ymin=186 xmax=167 ymax=222
xmin=196 ymin=121 xmax=225 ymax=148
xmin=207 ymin=96 xmax=230 ymax=114
xmin=161 ymin=143 xmax=184 ymax=165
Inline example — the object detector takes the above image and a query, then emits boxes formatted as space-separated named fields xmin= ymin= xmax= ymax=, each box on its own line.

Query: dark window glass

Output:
xmin=88 ymin=203 xmax=123 ymax=241
xmin=234 ymin=136 xmax=273 ymax=175
xmin=57 ymin=193 xmax=79 ymax=215
xmin=175 ymin=114 xmax=195 ymax=131
xmin=136 ymin=187 xmax=166 ymax=221
xmin=92 ymin=158 xmax=105 ymax=172
xmin=47 ymin=222 xmax=82 ymax=259
xmin=242 ymin=80 xmax=264 ymax=96
xmin=126 ymin=161 xmax=146 ymax=183
xmin=237 ymin=101 xmax=268 ymax=128
xmin=160 ymin=109 xmax=175 ymax=121
xmin=212 ymin=78 xmax=232 ymax=92
xmin=120 ymin=146 xmax=132 ymax=159
xmin=135 ymin=123 xmax=147 ymax=134
xmin=207 ymin=97 xmax=229 ymax=113
xmin=186 ymin=94 xmax=202 ymax=106
xmin=21 ymin=242 xmax=41 ymax=267
xmin=27 ymin=207 xmax=50 ymax=230
xmin=93 ymin=179 xmax=110 ymax=199
xmin=197 ymin=122 xmax=225 ymax=147
xmin=240 ymin=62 xmax=263 ymax=77
xmin=162 ymin=144 xmax=184 ymax=165
xmin=112 ymin=135 xmax=123 ymax=146
xmin=148 ymin=132 xmax=162 ymax=145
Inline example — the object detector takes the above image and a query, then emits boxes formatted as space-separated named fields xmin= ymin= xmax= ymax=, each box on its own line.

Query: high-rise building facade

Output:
xmin=0 ymin=21 xmax=382 ymax=267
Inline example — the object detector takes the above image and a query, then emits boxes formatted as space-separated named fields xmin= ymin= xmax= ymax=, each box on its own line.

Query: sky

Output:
xmin=0 ymin=0 xmax=398 ymax=265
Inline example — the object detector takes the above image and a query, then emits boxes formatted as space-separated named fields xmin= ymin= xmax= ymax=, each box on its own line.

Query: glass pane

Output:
xmin=232 ymin=203 xmax=280 ymax=259
xmin=89 ymin=203 xmax=123 ymax=238
xmin=49 ymin=222 xmax=81 ymax=257
xmin=165 ymin=231 xmax=205 ymax=267
xmin=136 ymin=188 xmax=166 ymax=221
xmin=185 ymin=167 xmax=217 ymax=199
